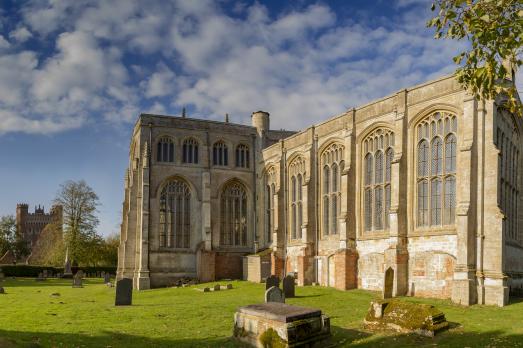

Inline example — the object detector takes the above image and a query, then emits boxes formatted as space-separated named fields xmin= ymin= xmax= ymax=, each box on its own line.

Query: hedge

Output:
xmin=0 ymin=265 xmax=117 ymax=277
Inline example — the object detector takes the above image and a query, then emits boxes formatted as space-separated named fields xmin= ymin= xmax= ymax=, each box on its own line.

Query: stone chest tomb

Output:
xmin=233 ymin=302 xmax=331 ymax=347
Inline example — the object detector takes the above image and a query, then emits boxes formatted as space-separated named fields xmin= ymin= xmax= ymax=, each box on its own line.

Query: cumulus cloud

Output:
xmin=0 ymin=0 xmax=465 ymax=135
xmin=9 ymin=27 xmax=33 ymax=42
xmin=0 ymin=35 xmax=10 ymax=49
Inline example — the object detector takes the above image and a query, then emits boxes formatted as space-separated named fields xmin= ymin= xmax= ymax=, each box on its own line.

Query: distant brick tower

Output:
xmin=15 ymin=203 xmax=63 ymax=248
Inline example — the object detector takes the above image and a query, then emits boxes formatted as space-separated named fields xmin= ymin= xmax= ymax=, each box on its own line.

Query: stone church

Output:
xmin=117 ymin=72 xmax=522 ymax=306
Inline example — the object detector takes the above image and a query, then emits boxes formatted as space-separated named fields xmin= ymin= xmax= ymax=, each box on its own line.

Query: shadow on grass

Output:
xmin=2 ymin=326 xmax=523 ymax=348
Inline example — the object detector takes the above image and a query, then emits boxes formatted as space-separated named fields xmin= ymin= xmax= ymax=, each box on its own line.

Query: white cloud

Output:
xmin=0 ymin=35 xmax=10 ymax=49
xmin=0 ymin=0 xmax=465 ymax=135
xmin=9 ymin=27 xmax=33 ymax=42
xmin=142 ymin=63 xmax=176 ymax=98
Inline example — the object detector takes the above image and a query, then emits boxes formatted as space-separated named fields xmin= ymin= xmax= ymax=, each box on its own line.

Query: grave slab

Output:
xmin=233 ymin=303 xmax=331 ymax=348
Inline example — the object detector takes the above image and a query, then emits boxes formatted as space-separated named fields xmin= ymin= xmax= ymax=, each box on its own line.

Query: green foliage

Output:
xmin=428 ymin=0 xmax=523 ymax=115
xmin=0 ymin=215 xmax=29 ymax=261
xmin=29 ymin=222 xmax=65 ymax=266
xmin=54 ymin=180 xmax=101 ymax=265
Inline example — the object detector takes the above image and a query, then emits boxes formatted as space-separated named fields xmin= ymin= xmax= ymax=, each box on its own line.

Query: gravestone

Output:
xmin=213 ymin=284 xmax=221 ymax=291
xmin=203 ymin=287 xmax=210 ymax=292
xmin=0 ymin=267 xmax=5 ymax=280
xmin=365 ymin=300 xmax=449 ymax=337
xmin=383 ymin=267 xmax=394 ymax=299
xmin=227 ymin=284 xmax=233 ymax=290
xmin=0 ymin=287 xmax=5 ymax=294
xmin=101 ymin=271 xmax=106 ymax=278
xmin=36 ymin=272 xmax=45 ymax=281
xmin=283 ymin=275 xmax=295 ymax=298
xmin=63 ymin=259 xmax=73 ymax=278
xmin=43 ymin=269 xmax=48 ymax=278
xmin=265 ymin=286 xmax=285 ymax=303
xmin=115 ymin=278 xmax=133 ymax=306
xmin=234 ymin=303 xmax=331 ymax=347
xmin=265 ymin=275 xmax=280 ymax=290
xmin=72 ymin=273 xmax=83 ymax=288
xmin=104 ymin=273 xmax=111 ymax=284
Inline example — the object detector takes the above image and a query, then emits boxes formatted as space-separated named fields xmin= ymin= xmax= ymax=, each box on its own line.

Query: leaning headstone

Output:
xmin=115 ymin=278 xmax=133 ymax=306
xmin=213 ymin=284 xmax=221 ymax=291
xmin=265 ymin=275 xmax=280 ymax=290
xmin=72 ymin=273 xmax=83 ymax=288
xmin=383 ymin=267 xmax=394 ymax=299
xmin=283 ymin=275 xmax=295 ymax=298
xmin=265 ymin=286 xmax=285 ymax=303
xmin=0 ymin=287 xmax=5 ymax=294
xmin=104 ymin=273 xmax=111 ymax=284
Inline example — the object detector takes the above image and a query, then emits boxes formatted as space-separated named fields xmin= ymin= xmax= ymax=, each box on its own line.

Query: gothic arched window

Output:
xmin=220 ymin=182 xmax=247 ymax=246
xmin=157 ymin=137 xmax=174 ymax=163
xmin=236 ymin=144 xmax=250 ymax=168
xmin=363 ymin=129 xmax=394 ymax=232
xmin=159 ymin=179 xmax=191 ymax=248
xmin=213 ymin=141 xmax=228 ymax=166
xmin=182 ymin=138 xmax=199 ymax=164
xmin=321 ymin=143 xmax=344 ymax=236
xmin=495 ymin=110 xmax=520 ymax=241
xmin=264 ymin=166 xmax=277 ymax=244
xmin=288 ymin=156 xmax=305 ymax=240
xmin=416 ymin=112 xmax=457 ymax=227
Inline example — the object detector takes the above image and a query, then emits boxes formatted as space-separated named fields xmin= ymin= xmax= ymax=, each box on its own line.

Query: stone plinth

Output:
xmin=233 ymin=303 xmax=331 ymax=347
xmin=364 ymin=300 xmax=449 ymax=337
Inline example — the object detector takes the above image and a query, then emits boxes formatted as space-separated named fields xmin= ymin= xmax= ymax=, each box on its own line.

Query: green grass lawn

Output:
xmin=0 ymin=278 xmax=523 ymax=347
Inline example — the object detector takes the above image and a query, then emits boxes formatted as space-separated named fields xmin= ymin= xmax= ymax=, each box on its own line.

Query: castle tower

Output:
xmin=16 ymin=203 xmax=28 ymax=240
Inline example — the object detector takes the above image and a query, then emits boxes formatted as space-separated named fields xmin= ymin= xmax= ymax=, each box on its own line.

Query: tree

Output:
xmin=29 ymin=222 xmax=65 ymax=266
xmin=0 ymin=215 xmax=29 ymax=261
xmin=54 ymin=180 xmax=100 ymax=265
xmin=428 ymin=0 xmax=523 ymax=115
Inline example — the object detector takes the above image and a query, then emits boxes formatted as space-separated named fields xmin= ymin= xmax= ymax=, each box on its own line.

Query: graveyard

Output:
xmin=1 ymin=277 xmax=523 ymax=347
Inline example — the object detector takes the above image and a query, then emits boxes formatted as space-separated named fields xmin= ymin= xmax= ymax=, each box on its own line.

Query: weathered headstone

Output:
xmin=213 ymin=284 xmax=221 ymax=291
xmin=104 ymin=273 xmax=111 ymax=284
xmin=101 ymin=271 xmax=106 ymax=278
xmin=115 ymin=278 xmax=133 ymax=306
xmin=0 ymin=287 xmax=5 ymax=294
xmin=265 ymin=286 xmax=285 ymax=303
xmin=72 ymin=273 xmax=83 ymax=288
xmin=283 ymin=275 xmax=295 ymax=298
xmin=0 ymin=267 xmax=5 ymax=280
xmin=227 ymin=284 xmax=233 ymax=289
xmin=203 ymin=287 xmax=210 ymax=292
xmin=36 ymin=272 xmax=45 ymax=281
xmin=383 ymin=267 xmax=394 ymax=299
xmin=265 ymin=275 xmax=280 ymax=290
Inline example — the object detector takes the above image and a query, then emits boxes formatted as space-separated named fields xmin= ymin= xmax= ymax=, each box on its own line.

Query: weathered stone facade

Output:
xmin=118 ymin=74 xmax=522 ymax=306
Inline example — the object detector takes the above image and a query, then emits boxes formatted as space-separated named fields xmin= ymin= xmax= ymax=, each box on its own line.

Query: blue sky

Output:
xmin=0 ymin=0 xmax=510 ymax=237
